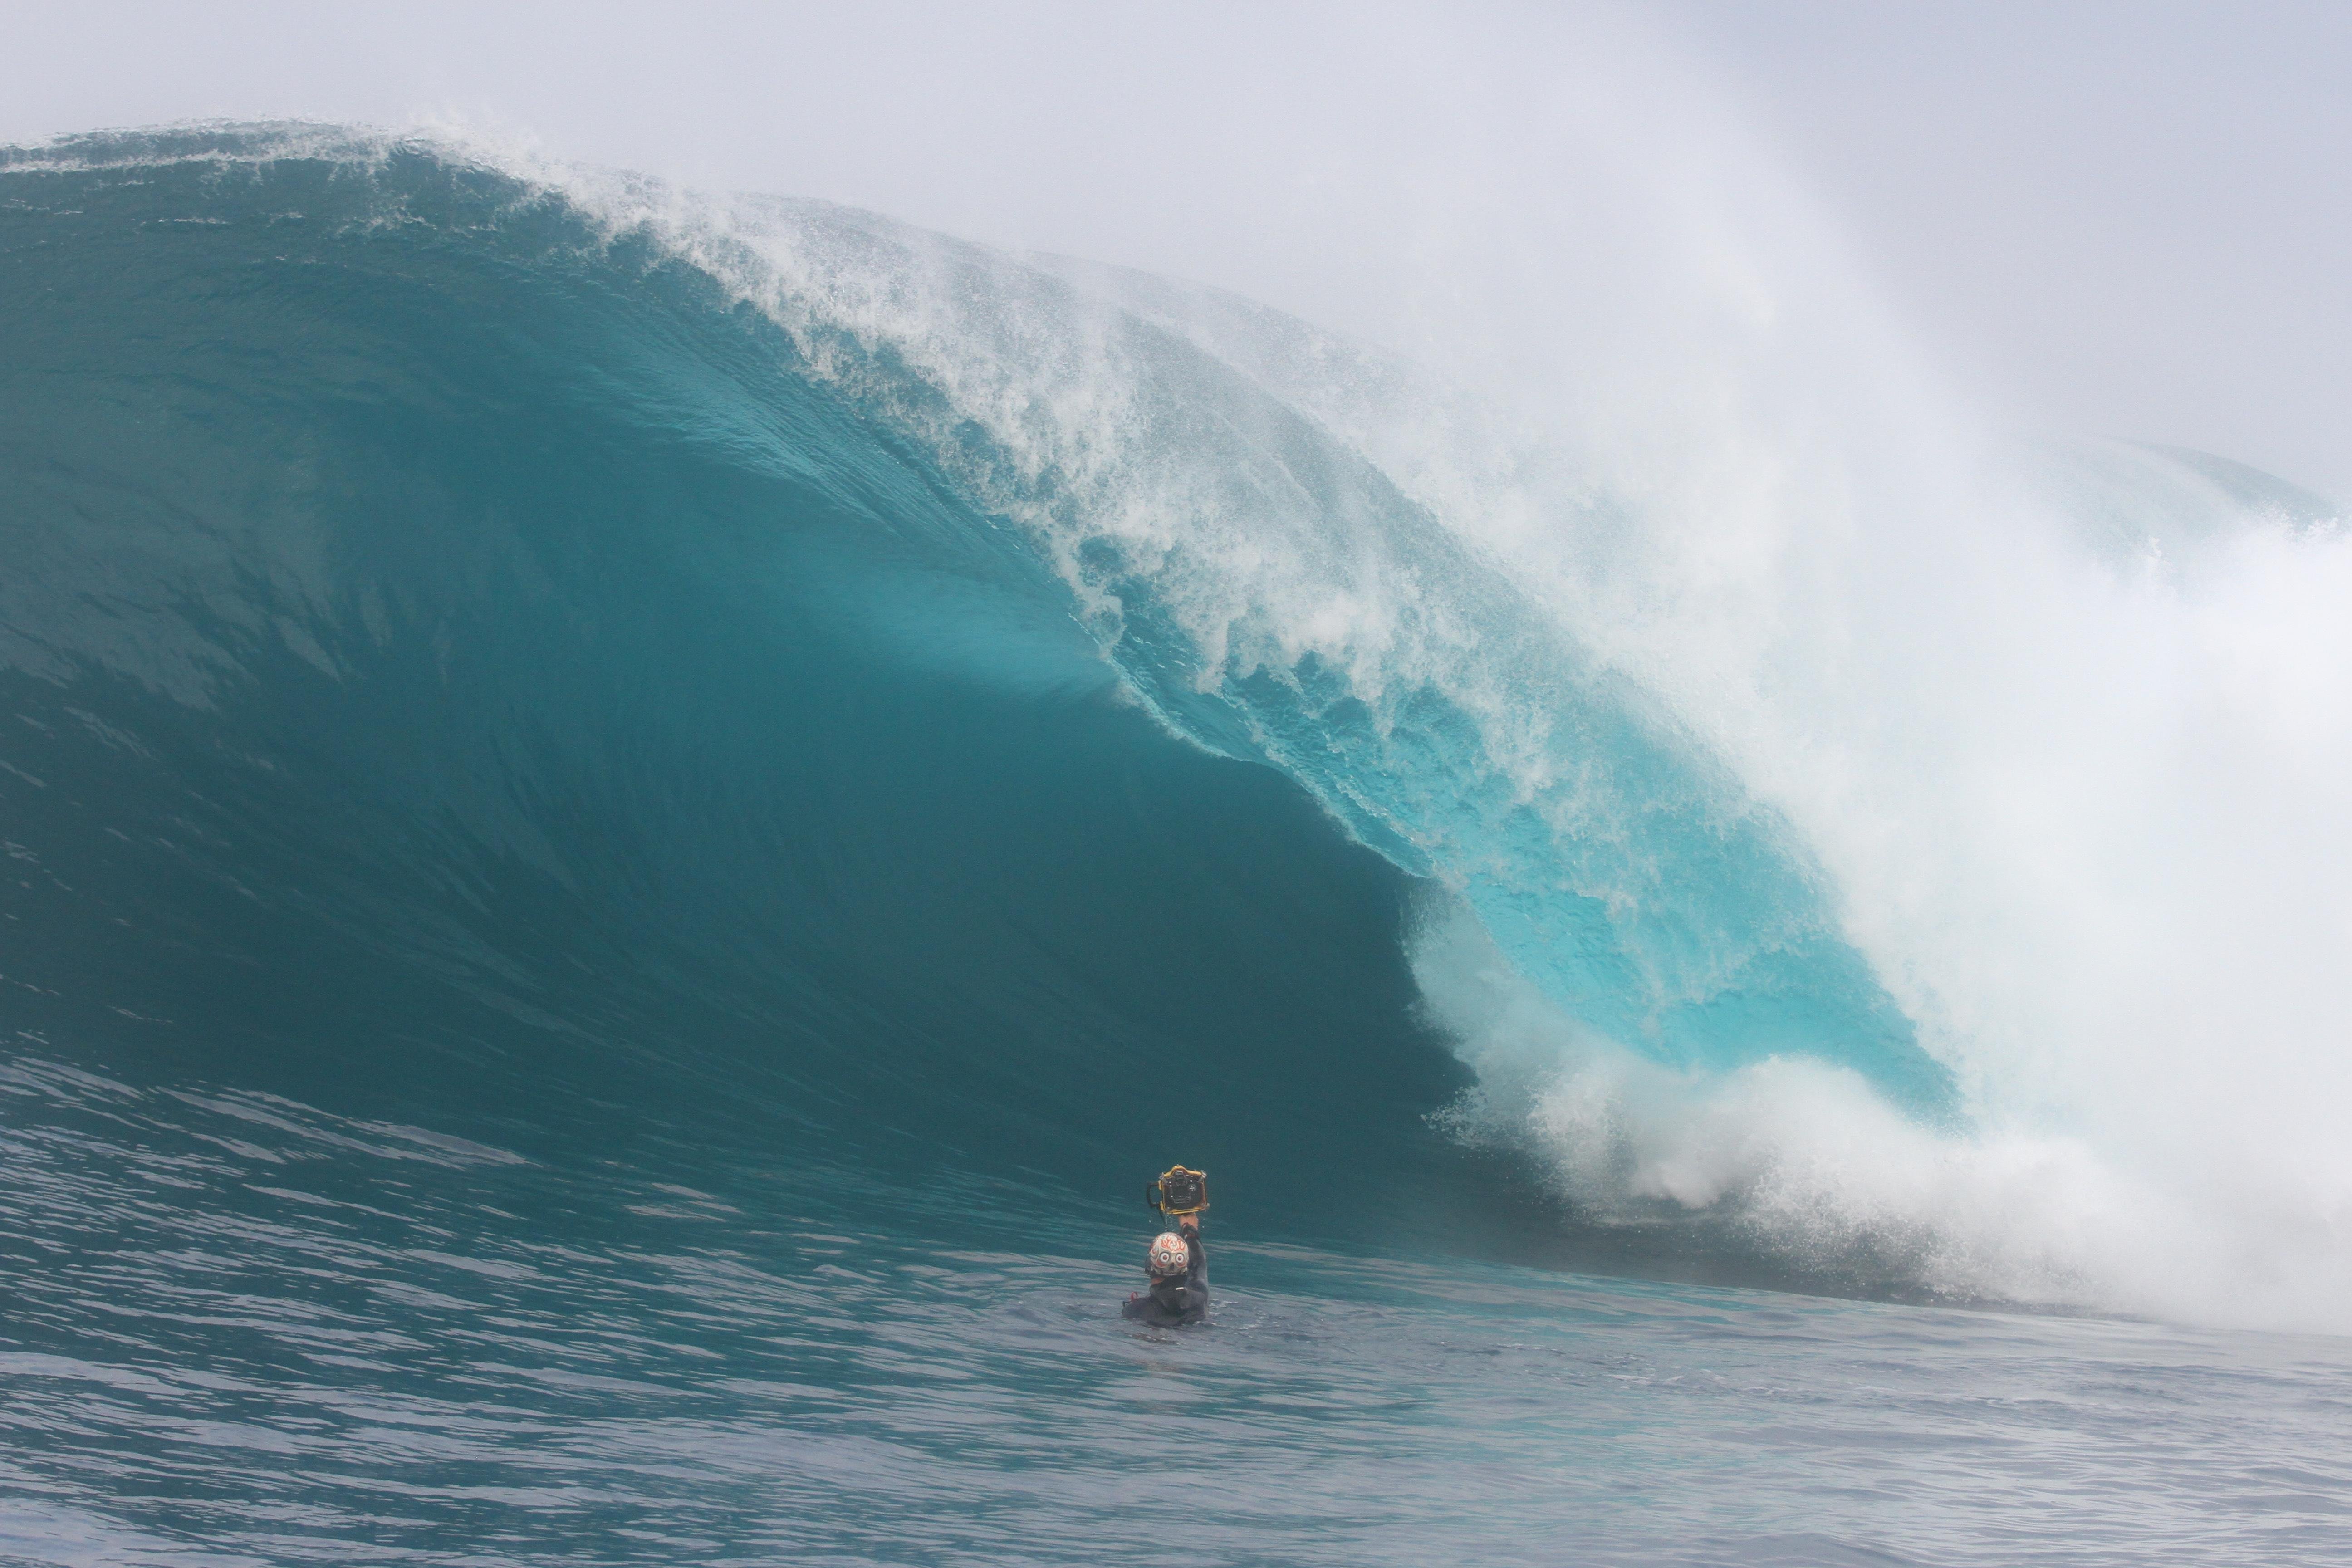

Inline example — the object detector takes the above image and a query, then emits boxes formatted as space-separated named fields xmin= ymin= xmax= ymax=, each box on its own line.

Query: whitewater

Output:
xmin=2 ymin=122 xmax=2350 ymax=1564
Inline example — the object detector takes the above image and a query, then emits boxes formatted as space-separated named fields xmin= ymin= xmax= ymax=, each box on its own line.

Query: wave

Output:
xmin=5 ymin=125 xmax=2349 ymax=1327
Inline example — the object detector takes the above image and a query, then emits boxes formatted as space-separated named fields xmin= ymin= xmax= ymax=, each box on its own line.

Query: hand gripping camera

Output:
xmin=1147 ymin=1165 xmax=1209 ymax=1219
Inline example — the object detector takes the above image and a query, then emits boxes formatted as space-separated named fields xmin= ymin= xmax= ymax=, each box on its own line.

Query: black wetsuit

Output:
xmin=1121 ymin=1230 xmax=1208 ymax=1326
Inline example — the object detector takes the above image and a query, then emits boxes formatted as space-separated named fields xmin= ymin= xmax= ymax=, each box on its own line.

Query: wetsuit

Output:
xmin=1121 ymin=1229 xmax=1208 ymax=1326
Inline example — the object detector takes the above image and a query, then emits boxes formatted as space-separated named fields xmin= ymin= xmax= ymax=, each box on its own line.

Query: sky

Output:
xmin=1652 ymin=1 xmax=2352 ymax=499
xmin=6 ymin=0 xmax=2346 ymax=496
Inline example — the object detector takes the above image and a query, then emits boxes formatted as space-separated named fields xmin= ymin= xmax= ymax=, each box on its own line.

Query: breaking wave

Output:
xmin=4 ymin=124 xmax=2348 ymax=1328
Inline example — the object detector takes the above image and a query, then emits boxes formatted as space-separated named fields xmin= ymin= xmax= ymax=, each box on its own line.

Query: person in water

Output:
xmin=1122 ymin=1212 xmax=1208 ymax=1326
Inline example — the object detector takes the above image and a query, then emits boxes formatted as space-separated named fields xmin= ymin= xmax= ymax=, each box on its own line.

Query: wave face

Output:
xmin=0 ymin=127 xmax=1532 ymax=1238
xmin=5 ymin=126 xmax=2352 ymax=1333
xmin=0 ymin=130 xmax=1943 ymax=1211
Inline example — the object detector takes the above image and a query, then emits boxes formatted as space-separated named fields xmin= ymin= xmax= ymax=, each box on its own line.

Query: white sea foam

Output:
xmin=1411 ymin=895 xmax=2352 ymax=1329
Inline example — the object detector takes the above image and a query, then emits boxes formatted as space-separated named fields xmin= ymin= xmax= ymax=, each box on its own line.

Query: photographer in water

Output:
xmin=1123 ymin=1166 xmax=1210 ymax=1327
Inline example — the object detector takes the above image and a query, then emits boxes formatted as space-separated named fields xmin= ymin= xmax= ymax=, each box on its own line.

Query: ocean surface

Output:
xmin=2 ymin=126 xmax=2348 ymax=1564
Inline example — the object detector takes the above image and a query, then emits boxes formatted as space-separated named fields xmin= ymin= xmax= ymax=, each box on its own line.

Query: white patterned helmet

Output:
xmin=1147 ymin=1232 xmax=1190 ymax=1280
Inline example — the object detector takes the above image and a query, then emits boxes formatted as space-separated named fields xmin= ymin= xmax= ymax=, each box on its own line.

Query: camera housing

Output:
xmin=1148 ymin=1165 xmax=1209 ymax=1217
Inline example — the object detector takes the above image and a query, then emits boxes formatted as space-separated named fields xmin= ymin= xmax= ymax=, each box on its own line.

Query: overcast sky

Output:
xmin=7 ymin=1 xmax=2346 ymax=496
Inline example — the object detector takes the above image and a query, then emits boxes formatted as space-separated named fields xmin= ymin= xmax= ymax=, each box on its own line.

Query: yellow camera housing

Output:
xmin=1148 ymin=1165 xmax=1210 ymax=1217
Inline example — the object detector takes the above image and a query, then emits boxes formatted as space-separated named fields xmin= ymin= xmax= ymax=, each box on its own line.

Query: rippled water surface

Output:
xmin=3 ymin=1051 xmax=2347 ymax=1568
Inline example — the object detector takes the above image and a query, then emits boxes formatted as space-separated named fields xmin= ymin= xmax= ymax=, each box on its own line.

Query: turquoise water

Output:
xmin=2 ymin=127 xmax=2348 ymax=1564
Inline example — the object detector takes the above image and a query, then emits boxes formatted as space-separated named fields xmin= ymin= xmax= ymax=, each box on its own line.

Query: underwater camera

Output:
xmin=1148 ymin=1165 xmax=1209 ymax=1218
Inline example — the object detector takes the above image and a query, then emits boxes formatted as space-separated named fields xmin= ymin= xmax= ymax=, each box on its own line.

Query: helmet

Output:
xmin=1147 ymin=1231 xmax=1191 ymax=1279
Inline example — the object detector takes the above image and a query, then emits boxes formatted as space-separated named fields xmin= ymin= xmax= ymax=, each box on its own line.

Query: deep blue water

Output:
xmin=1 ymin=127 xmax=2347 ymax=1565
